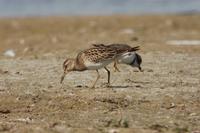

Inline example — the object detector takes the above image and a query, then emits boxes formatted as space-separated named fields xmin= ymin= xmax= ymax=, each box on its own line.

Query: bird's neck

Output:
xmin=74 ymin=58 xmax=87 ymax=71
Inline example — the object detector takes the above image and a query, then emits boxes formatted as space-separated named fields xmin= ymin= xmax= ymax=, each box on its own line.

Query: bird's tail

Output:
xmin=92 ymin=44 xmax=106 ymax=48
xmin=128 ymin=46 xmax=140 ymax=52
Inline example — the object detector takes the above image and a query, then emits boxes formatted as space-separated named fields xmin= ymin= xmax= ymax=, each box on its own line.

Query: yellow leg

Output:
xmin=114 ymin=60 xmax=120 ymax=72
xmin=104 ymin=67 xmax=110 ymax=86
xmin=91 ymin=70 xmax=100 ymax=88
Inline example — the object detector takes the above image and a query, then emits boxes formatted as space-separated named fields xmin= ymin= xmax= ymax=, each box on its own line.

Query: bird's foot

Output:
xmin=90 ymin=85 xmax=95 ymax=89
xmin=114 ymin=68 xmax=120 ymax=72
xmin=101 ymin=82 xmax=111 ymax=88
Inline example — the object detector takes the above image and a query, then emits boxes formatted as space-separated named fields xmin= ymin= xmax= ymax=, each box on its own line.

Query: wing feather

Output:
xmin=83 ymin=47 xmax=117 ymax=63
xmin=92 ymin=43 xmax=140 ymax=54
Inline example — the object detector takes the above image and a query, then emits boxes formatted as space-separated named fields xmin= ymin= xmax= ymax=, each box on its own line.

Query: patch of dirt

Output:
xmin=0 ymin=15 xmax=200 ymax=132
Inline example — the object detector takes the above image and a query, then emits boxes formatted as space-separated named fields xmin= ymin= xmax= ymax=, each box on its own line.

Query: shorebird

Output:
xmin=60 ymin=45 xmax=140 ymax=88
xmin=92 ymin=43 xmax=142 ymax=72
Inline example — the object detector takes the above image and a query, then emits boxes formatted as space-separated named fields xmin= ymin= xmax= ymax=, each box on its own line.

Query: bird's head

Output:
xmin=62 ymin=58 xmax=76 ymax=72
xmin=60 ymin=58 xmax=76 ymax=83
xmin=130 ymin=53 xmax=143 ymax=71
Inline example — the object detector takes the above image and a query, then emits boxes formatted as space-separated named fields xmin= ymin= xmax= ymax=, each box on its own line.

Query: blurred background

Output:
xmin=0 ymin=0 xmax=200 ymax=58
xmin=0 ymin=1 xmax=200 ymax=132
xmin=0 ymin=0 xmax=200 ymax=17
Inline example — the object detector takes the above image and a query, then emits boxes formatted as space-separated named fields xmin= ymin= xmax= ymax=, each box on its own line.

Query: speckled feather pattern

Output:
xmin=78 ymin=47 xmax=117 ymax=63
xmin=61 ymin=43 xmax=140 ymax=86
xmin=92 ymin=43 xmax=142 ymax=68
xmin=92 ymin=43 xmax=139 ymax=55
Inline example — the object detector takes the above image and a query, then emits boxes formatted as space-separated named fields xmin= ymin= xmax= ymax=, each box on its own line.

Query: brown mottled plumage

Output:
xmin=92 ymin=43 xmax=140 ymax=54
xmin=82 ymin=46 xmax=117 ymax=63
xmin=92 ymin=43 xmax=141 ymax=72
xmin=60 ymin=46 xmax=117 ymax=88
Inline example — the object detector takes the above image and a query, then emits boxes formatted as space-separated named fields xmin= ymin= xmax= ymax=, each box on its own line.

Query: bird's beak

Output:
xmin=60 ymin=71 xmax=68 ymax=84
xmin=138 ymin=66 xmax=143 ymax=72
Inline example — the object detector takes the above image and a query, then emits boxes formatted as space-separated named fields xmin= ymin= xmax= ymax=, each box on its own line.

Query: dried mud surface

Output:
xmin=0 ymin=15 xmax=200 ymax=133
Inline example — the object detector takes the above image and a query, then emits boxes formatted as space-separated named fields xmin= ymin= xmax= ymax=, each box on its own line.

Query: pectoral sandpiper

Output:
xmin=60 ymin=44 xmax=140 ymax=88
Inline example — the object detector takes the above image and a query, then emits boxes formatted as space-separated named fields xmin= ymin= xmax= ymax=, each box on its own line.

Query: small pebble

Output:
xmin=0 ymin=109 xmax=11 ymax=114
xmin=147 ymin=69 xmax=153 ymax=72
xmin=4 ymin=50 xmax=15 ymax=57
xmin=166 ymin=103 xmax=176 ymax=109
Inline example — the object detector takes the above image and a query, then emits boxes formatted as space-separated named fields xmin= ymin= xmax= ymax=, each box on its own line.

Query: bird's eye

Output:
xmin=128 ymin=53 xmax=132 ymax=56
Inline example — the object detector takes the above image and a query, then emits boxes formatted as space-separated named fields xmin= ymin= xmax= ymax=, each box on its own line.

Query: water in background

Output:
xmin=0 ymin=0 xmax=200 ymax=17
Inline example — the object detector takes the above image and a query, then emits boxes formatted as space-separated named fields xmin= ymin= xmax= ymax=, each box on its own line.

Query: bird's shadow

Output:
xmin=59 ymin=82 xmax=144 ymax=89
xmin=103 ymin=84 xmax=144 ymax=89
xmin=108 ymin=85 xmax=134 ymax=89
xmin=125 ymin=79 xmax=150 ymax=84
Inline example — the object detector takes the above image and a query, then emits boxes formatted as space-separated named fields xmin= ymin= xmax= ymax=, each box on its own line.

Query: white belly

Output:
xmin=84 ymin=59 xmax=112 ymax=70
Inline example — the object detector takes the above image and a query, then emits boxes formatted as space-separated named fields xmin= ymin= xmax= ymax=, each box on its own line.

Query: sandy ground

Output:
xmin=0 ymin=15 xmax=200 ymax=133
